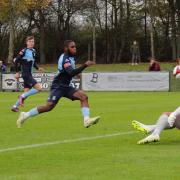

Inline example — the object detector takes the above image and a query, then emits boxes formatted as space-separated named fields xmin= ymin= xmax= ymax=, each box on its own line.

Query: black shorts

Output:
xmin=23 ymin=76 xmax=37 ymax=89
xmin=47 ymin=86 xmax=78 ymax=104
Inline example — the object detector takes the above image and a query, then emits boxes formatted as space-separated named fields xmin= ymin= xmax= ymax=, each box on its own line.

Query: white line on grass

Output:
xmin=0 ymin=131 xmax=135 ymax=153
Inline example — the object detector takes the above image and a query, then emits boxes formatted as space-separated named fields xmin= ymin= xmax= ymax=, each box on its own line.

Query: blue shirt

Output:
xmin=14 ymin=48 xmax=38 ymax=76
xmin=22 ymin=48 xmax=36 ymax=62
xmin=52 ymin=53 xmax=77 ymax=88
xmin=58 ymin=53 xmax=76 ymax=72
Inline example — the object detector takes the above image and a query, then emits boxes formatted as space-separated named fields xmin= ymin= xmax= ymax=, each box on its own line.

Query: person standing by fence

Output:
xmin=131 ymin=41 xmax=140 ymax=65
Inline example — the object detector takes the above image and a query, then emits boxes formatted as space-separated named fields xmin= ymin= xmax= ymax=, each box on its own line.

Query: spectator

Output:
xmin=173 ymin=58 xmax=180 ymax=78
xmin=131 ymin=40 xmax=140 ymax=65
xmin=148 ymin=57 xmax=161 ymax=71
xmin=0 ymin=61 xmax=7 ymax=73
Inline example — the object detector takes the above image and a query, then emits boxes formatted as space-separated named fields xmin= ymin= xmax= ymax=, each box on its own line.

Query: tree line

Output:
xmin=0 ymin=0 xmax=180 ymax=64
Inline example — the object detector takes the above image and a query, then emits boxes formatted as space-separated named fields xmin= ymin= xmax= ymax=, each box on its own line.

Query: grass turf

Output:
xmin=0 ymin=92 xmax=180 ymax=180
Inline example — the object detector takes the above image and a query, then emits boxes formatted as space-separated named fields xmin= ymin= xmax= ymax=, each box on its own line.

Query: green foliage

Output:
xmin=0 ymin=0 xmax=180 ymax=63
xmin=0 ymin=0 xmax=51 ymax=21
xmin=0 ymin=0 xmax=9 ymax=21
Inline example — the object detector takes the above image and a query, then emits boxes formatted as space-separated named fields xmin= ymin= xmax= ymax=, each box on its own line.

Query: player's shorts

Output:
xmin=47 ymin=86 xmax=78 ymax=104
xmin=22 ymin=75 xmax=37 ymax=89
xmin=175 ymin=114 xmax=180 ymax=129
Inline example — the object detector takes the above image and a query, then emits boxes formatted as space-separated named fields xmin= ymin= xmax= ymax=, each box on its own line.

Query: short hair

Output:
xmin=26 ymin=36 xmax=34 ymax=43
xmin=64 ymin=40 xmax=74 ymax=48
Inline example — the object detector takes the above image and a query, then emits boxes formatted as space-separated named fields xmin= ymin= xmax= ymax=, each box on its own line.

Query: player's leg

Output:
xmin=174 ymin=114 xmax=180 ymax=129
xmin=12 ymin=77 xmax=42 ymax=111
xmin=24 ymin=88 xmax=30 ymax=92
xmin=16 ymin=102 xmax=57 ymax=128
xmin=16 ymin=88 xmax=61 ymax=128
xmin=20 ymin=82 xmax=42 ymax=102
xmin=18 ymin=76 xmax=42 ymax=105
xmin=135 ymin=54 xmax=138 ymax=65
xmin=132 ymin=54 xmax=135 ymax=65
xmin=132 ymin=120 xmax=157 ymax=134
xmin=11 ymin=85 xmax=30 ymax=112
xmin=71 ymin=89 xmax=100 ymax=128
xmin=137 ymin=113 xmax=173 ymax=144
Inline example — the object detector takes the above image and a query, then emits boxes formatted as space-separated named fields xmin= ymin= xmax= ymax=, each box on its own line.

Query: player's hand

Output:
xmin=85 ymin=60 xmax=96 ymax=67
xmin=38 ymin=67 xmax=44 ymax=72
xmin=15 ymin=72 xmax=20 ymax=80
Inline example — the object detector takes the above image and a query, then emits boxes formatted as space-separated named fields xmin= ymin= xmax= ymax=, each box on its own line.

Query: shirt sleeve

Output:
xmin=63 ymin=58 xmax=87 ymax=77
xmin=32 ymin=49 xmax=36 ymax=59
xmin=58 ymin=57 xmax=63 ymax=72
xmin=33 ymin=61 xmax=39 ymax=70
xmin=14 ymin=49 xmax=25 ymax=72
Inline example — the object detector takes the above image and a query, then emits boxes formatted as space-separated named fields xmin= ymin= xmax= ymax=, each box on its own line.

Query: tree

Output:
xmin=0 ymin=0 xmax=179 ymax=64
xmin=0 ymin=0 xmax=50 ymax=64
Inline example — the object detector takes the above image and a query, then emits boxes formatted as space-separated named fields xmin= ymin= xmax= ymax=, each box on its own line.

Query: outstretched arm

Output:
xmin=64 ymin=60 xmax=95 ymax=77
xmin=33 ymin=62 xmax=44 ymax=72
xmin=33 ymin=61 xmax=39 ymax=70
xmin=33 ymin=50 xmax=43 ymax=72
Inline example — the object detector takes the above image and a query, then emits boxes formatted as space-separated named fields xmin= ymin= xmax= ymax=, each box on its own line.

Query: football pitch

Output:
xmin=0 ymin=91 xmax=180 ymax=180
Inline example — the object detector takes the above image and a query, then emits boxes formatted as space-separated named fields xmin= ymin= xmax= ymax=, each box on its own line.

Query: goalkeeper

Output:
xmin=132 ymin=106 xmax=180 ymax=144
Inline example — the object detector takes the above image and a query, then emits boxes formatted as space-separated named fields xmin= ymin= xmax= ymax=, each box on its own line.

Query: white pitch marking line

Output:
xmin=0 ymin=131 xmax=135 ymax=153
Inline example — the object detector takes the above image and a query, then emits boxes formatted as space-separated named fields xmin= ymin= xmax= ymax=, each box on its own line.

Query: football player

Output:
xmin=12 ymin=36 xmax=43 ymax=112
xmin=16 ymin=40 xmax=100 ymax=128
xmin=132 ymin=106 xmax=180 ymax=144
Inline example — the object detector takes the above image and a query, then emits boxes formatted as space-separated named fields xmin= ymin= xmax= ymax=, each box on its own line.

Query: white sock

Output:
xmin=23 ymin=108 xmax=39 ymax=121
xmin=145 ymin=125 xmax=157 ymax=132
xmin=84 ymin=116 xmax=89 ymax=122
xmin=152 ymin=114 xmax=171 ymax=136
xmin=81 ymin=107 xmax=90 ymax=123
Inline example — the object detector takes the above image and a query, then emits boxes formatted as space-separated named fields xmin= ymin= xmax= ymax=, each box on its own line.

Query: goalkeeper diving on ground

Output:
xmin=132 ymin=107 xmax=180 ymax=144
xmin=16 ymin=40 xmax=100 ymax=128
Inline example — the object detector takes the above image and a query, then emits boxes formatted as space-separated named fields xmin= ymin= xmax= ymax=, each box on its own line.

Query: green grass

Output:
xmin=0 ymin=92 xmax=180 ymax=179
